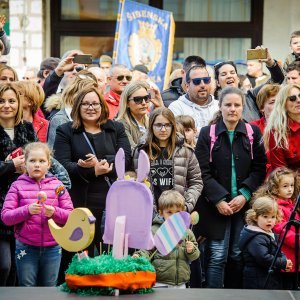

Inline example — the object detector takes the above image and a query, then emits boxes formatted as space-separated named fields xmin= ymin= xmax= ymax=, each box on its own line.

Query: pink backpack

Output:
xmin=209 ymin=123 xmax=254 ymax=162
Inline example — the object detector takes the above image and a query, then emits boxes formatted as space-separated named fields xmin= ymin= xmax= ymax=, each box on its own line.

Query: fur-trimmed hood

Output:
xmin=44 ymin=93 xmax=63 ymax=112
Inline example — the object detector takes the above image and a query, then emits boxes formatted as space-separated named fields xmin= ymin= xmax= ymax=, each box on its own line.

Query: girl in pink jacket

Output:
xmin=1 ymin=142 xmax=73 ymax=286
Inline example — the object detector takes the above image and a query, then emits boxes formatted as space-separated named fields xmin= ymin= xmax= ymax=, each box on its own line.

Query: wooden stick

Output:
xmin=99 ymin=242 xmax=102 ymax=256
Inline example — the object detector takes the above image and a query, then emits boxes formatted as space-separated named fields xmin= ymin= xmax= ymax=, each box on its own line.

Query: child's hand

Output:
xmin=132 ymin=254 xmax=139 ymax=258
xmin=186 ymin=241 xmax=195 ymax=254
xmin=44 ymin=204 xmax=55 ymax=218
xmin=285 ymin=259 xmax=293 ymax=272
xmin=29 ymin=203 xmax=42 ymax=215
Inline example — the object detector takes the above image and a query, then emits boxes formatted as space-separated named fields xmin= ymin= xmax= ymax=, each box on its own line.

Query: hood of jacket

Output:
xmin=239 ymin=225 xmax=274 ymax=251
xmin=177 ymin=94 xmax=217 ymax=110
xmin=44 ymin=93 xmax=63 ymax=112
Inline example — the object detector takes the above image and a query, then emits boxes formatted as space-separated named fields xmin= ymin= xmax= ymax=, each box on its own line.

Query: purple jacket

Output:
xmin=1 ymin=174 xmax=73 ymax=246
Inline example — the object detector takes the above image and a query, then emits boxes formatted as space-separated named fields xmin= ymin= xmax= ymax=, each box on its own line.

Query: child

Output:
xmin=239 ymin=196 xmax=293 ymax=289
xmin=284 ymin=30 xmax=300 ymax=71
xmin=254 ymin=167 xmax=299 ymax=289
xmin=133 ymin=190 xmax=200 ymax=288
xmin=1 ymin=142 xmax=73 ymax=287
xmin=176 ymin=115 xmax=197 ymax=148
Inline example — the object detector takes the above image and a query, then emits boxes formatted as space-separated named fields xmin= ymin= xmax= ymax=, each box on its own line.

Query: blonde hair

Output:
xmin=14 ymin=81 xmax=45 ymax=113
xmin=246 ymin=197 xmax=282 ymax=226
xmin=116 ymin=80 xmax=150 ymax=128
xmin=252 ymin=167 xmax=296 ymax=201
xmin=158 ymin=190 xmax=185 ymax=211
xmin=264 ymin=84 xmax=300 ymax=150
xmin=24 ymin=142 xmax=52 ymax=164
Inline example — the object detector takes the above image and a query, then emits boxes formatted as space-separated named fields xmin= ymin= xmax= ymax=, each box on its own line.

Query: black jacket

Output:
xmin=194 ymin=120 xmax=266 ymax=239
xmin=53 ymin=120 xmax=131 ymax=208
xmin=239 ymin=225 xmax=287 ymax=289
xmin=161 ymin=77 xmax=185 ymax=107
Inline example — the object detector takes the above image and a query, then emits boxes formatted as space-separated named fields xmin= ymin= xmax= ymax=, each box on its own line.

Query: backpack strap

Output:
xmin=209 ymin=124 xmax=217 ymax=162
xmin=245 ymin=123 xmax=254 ymax=160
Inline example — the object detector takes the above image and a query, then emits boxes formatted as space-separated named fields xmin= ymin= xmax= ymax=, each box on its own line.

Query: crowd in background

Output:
xmin=0 ymin=14 xmax=300 ymax=290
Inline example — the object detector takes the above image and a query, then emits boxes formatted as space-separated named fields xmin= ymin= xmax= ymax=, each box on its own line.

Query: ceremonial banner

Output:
xmin=113 ymin=0 xmax=175 ymax=90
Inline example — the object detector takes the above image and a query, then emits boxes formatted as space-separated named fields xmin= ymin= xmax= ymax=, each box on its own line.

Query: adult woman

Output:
xmin=133 ymin=107 xmax=202 ymax=213
xmin=53 ymin=85 xmax=131 ymax=252
xmin=264 ymin=84 xmax=300 ymax=172
xmin=250 ymin=84 xmax=280 ymax=134
xmin=116 ymin=80 xmax=164 ymax=150
xmin=0 ymin=83 xmax=35 ymax=286
xmin=47 ymin=75 xmax=97 ymax=148
xmin=0 ymin=65 xmax=18 ymax=83
xmin=195 ymin=87 xmax=266 ymax=288
xmin=14 ymin=81 xmax=49 ymax=142
xmin=214 ymin=49 xmax=284 ymax=122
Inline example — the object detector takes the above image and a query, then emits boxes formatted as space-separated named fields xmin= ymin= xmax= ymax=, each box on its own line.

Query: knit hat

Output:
xmin=99 ymin=55 xmax=112 ymax=64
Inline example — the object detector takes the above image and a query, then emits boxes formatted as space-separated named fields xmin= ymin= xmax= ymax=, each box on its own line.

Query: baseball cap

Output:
xmin=132 ymin=64 xmax=149 ymax=75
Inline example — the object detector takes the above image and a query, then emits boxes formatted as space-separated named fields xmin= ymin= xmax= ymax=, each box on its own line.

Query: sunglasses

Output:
xmin=114 ymin=75 xmax=132 ymax=81
xmin=190 ymin=77 xmax=211 ymax=85
xmin=128 ymin=94 xmax=151 ymax=104
xmin=75 ymin=66 xmax=84 ymax=72
xmin=288 ymin=93 xmax=300 ymax=102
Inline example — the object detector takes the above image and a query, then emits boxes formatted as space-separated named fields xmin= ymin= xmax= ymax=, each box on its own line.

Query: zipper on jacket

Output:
xmin=175 ymin=247 xmax=179 ymax=285
xmin=38 ymin=182 xmax=44 ymax=251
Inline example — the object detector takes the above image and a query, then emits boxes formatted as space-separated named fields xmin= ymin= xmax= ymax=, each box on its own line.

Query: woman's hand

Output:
xmin=149 ymin=88 xmax=165 ymax=108
xmin=216 ymin=201 xmax=233 ymax=216
xmin=44 ymin=204 xmax=55 ymax=218
xmin=228 ymin=195 xmax=247 ymax=213
xmin=29 ymin=203 xmax=42 ymax=215
xmin=11 ymin=155 xmax=25 ymax=174
xmin=77 ymin=153 xmax=98 ymax=168
xmin=94 ymin=159 xmax=113 ymax=176
xmin=285 ymin=259 xmax=293 ymax=272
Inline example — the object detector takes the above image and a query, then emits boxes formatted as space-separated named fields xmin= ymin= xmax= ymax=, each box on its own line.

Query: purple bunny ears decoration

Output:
xmin=115 ymin=148 xmax=149 ymax=182
xmin=103 ymin=148 xmax=154 ymax=255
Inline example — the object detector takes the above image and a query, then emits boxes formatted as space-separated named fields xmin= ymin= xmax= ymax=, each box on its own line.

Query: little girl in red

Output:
xmin=253 ymin=167 xmax=299 ymax=289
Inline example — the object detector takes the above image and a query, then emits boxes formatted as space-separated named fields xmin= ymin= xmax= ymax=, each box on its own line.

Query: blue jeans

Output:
xmin=205 ymin=214 xmax=244 ymax=288
xmin=15 ymin=240 xmax=62 ymax=287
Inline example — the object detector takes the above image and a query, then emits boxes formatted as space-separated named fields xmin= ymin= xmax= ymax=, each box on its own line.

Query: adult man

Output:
xmin=161 ymin=56 xmax=206 ymax=107
xmin=104 ymin=64 xmax=132 ymax=119
xmin=99 ymin=54 xmax=112 ymax=76
xmin=37 ymin=57 xmax=60 ymax=87
xmin=169 ymin=65 xmax=219 ymax=132
xmin=286 ymin=61 xmax=300 ymax=84
xmin=88 ymin=66 xmax=107 ymax=94
xmin=246 ymin=60 xmax=269 ymax=88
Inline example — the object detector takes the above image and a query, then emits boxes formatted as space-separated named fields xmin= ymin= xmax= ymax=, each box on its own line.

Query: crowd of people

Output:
xmin=0 ymin=14 xmax=300 ymax=290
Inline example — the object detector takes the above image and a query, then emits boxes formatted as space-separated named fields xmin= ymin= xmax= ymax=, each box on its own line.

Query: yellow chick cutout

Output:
xmin=48 ymin=208 xmax=96 ymax=252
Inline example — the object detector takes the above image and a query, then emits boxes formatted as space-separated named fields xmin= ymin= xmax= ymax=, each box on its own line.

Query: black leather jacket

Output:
xmin=161 ymin=78 xmax=185 ymax=107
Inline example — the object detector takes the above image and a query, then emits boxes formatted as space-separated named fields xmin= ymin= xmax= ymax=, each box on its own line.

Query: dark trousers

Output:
xmin=0 ymin=237 xmax=16 ymax=286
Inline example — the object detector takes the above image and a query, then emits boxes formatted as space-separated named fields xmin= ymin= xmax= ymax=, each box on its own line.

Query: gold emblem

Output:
xmin=128 ymin=21 xmax=162 ymax=71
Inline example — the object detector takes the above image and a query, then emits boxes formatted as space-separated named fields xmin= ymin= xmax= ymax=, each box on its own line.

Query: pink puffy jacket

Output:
xmin=1 ymin=174 xmax=73 ymax=247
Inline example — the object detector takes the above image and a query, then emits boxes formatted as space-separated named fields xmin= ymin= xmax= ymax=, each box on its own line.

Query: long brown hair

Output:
xmin=0 ymin=82 xmax=23 ymax=126
xmin=71 ymin=85 xmax=109 ymax=129
xmin=146 ymin=107 xmax=177 ymax=160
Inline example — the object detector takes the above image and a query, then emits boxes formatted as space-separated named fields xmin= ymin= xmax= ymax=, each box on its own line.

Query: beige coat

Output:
xmin=133 ymin=136 xmax=203 ymax=212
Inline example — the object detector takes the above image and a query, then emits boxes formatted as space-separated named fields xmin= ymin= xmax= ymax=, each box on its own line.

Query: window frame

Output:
xmin=50 ymin=0 xmax=263 ymax=57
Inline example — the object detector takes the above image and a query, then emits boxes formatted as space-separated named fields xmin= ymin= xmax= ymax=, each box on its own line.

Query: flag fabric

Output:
xmin=113 ymin=0 xmax=175 ymax=90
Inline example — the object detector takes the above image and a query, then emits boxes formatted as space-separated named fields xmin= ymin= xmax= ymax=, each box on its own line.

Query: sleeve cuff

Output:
xmin=239 ymin=187 xmax=252 ymax=202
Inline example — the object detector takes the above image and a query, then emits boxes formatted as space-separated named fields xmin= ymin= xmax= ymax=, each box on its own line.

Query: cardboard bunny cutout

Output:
xmin=103 ymin=148 xmax=154 ymax=255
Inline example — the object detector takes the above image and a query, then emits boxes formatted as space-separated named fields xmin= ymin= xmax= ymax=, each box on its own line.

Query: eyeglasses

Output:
xmin=113 ymin=75 xmax=132 ymax=81
xmin=189 ymin=77 xmax=211 ymax=85
xmin=287 ymin=93 xmax=300 ymax=102
xmin=128 ymin=94 xmax=151 ymax=104
xmin=80 ymin=102 xmax=101 ymax=109
xmin=153 ymin=123 xmax=173 ymax=131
